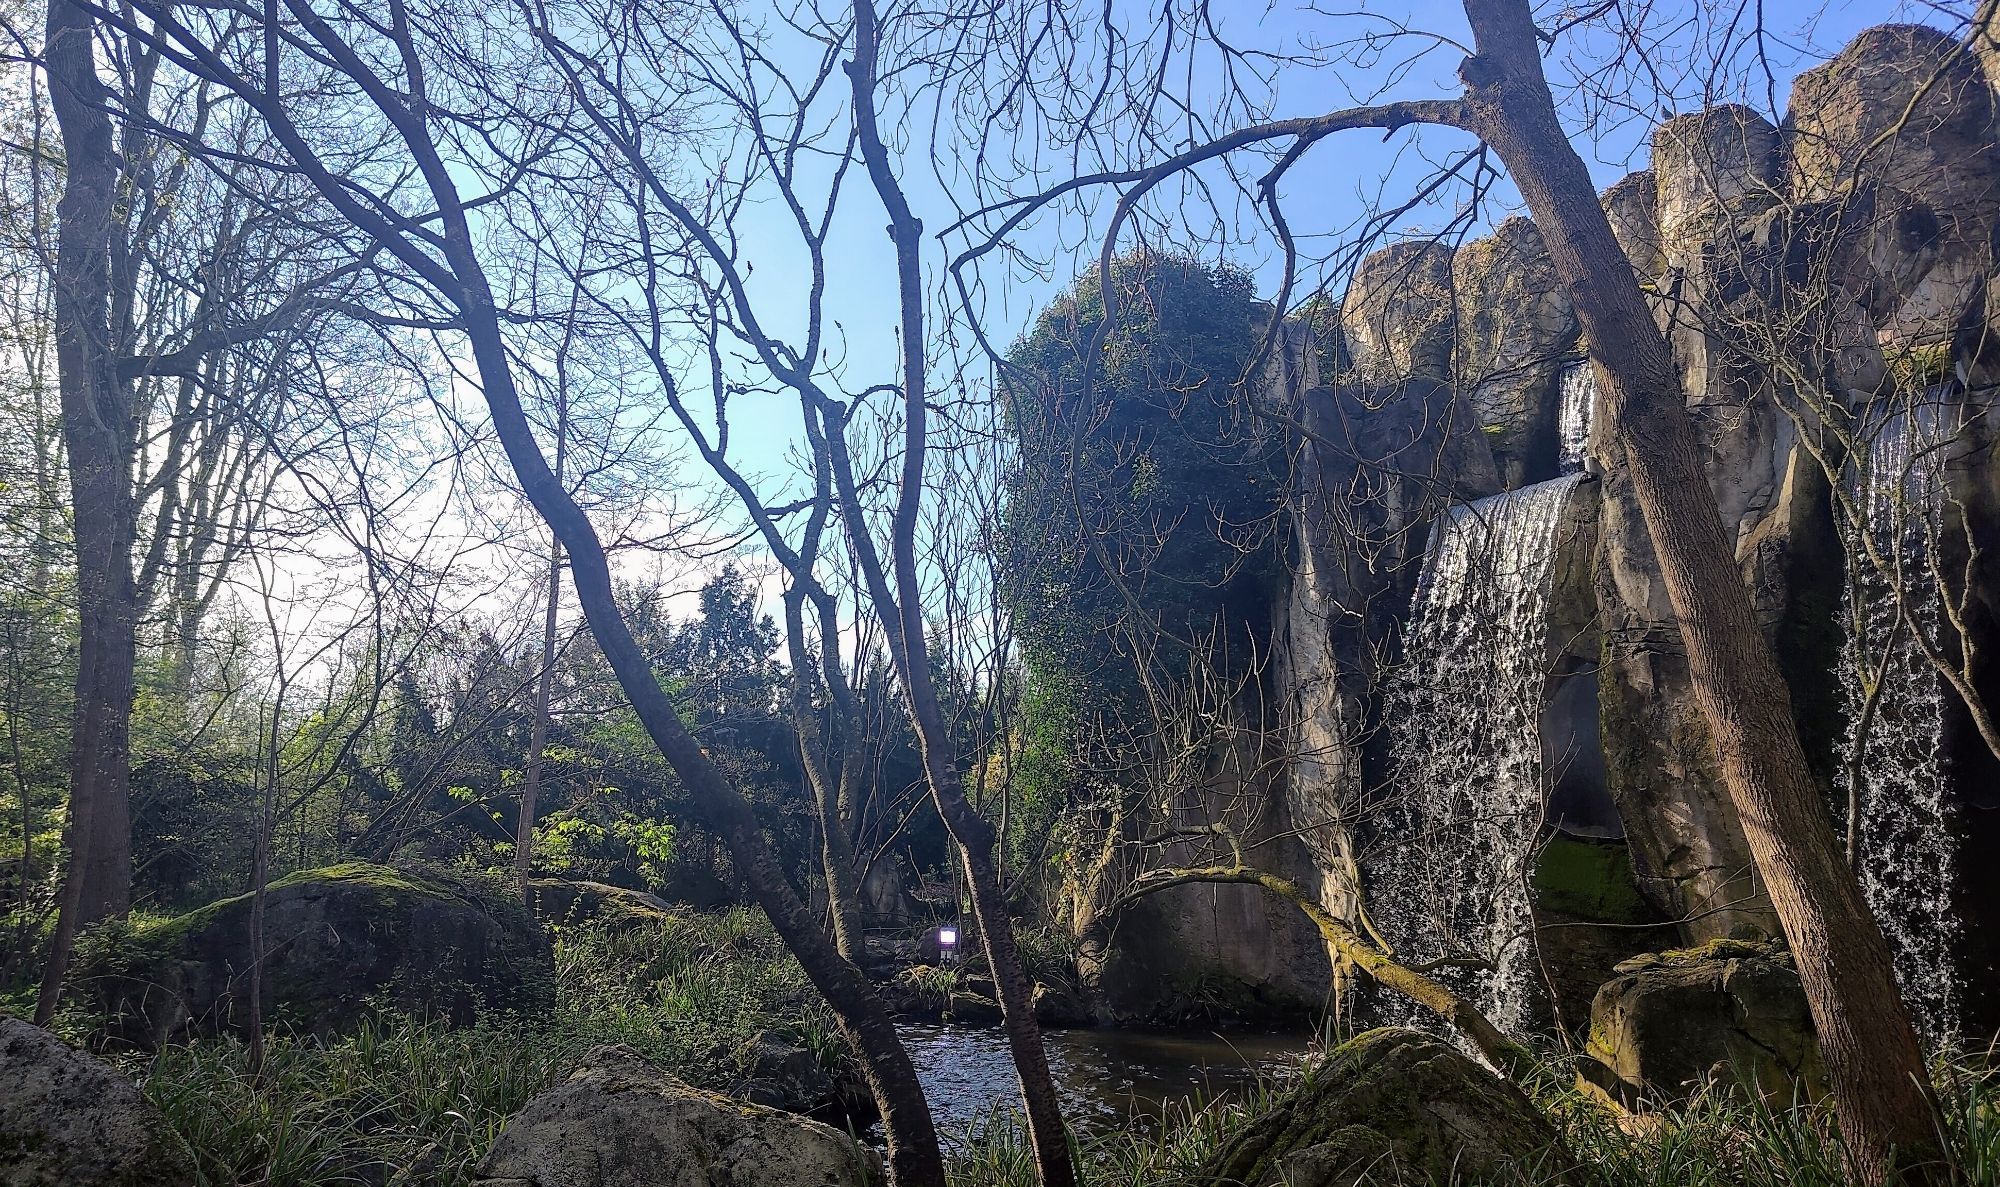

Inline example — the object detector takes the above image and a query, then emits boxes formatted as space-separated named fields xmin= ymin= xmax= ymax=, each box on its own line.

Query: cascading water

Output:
xmin=1837 ymin=387 xmax=1958 ymax=1041
xmin=1558 ymin=360 xmax=1594 ymax=474
xmin=1371 ymin=473 xmax=1584 ymax=1038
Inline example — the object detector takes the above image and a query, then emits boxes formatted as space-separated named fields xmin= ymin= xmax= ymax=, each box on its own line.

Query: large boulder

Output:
xmin=473 ymin=1045 xmax=876 ymax=1187
xmin=527 ymin=878 xmax=676 ymax=931
xmin=0 ymin=1018 xmax=192 ymax=1187
xmin=1452 ymin=216 xmax=1581 ymax=488
xmin=1790 ymin=25 xmax=2000 ymax=349
xmin=79 ymin=862 xmax=553 ymax=1049
xmin=1194 ymin=1028 xmax=1574 ymax=1187
xmin=1340 ymin=242 xmax=1456 ymax=383
xmin=1580 ymin=939 xmax=1825 ymax=1110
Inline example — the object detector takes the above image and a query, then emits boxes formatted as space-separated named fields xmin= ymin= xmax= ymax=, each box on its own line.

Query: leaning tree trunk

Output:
xmin=836 ymin=5 xmax=1076 ymax=1182
xmin=37 ymin=0 xmax=137 ymax=1025
xmin=428 ymin=233 xmax=948 ymax=1187
xmin=1455 ymin=0 xmax=1942 ymax=1177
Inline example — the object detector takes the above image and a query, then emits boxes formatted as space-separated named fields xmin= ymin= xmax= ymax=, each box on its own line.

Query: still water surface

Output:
xmin=897 ymin=1023 xmax=1311 ymax=1139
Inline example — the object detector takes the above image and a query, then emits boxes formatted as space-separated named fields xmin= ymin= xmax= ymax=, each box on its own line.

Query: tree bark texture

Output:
xmin=1456 ymin=0 xmax=1941 ymax=1177
xmin=38 ymin=0 xmax=137 ymax=1025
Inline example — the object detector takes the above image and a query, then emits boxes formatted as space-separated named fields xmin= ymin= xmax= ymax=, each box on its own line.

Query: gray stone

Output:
xmin=0 ymin=1018 xmax=191 ymax=1187
xmin=730 ymin=1032 xmax=838 ymax=1116
xmin=1340 ymin=241 xmax=1456 ymax=383
xmin=1193 ymin=1028 xmax=1575 ymax=1187
xmin=473 ymin=1046 xmax=875 ymax=1187
xmin=1602 ymin=170 xmax=1665 ymax=282
xmin=1453 ymin=216 xmax=1581 ymax=487
xmin=1031 ymin=981 xmax=1091 ymax=1028
xmin=945 ymin=991 xmax=1004 ymax=1026
xmin=1580 ymin=939 xmax=1825 ymax=1110
xmin=1653 ymin=106 xmax=1783 ymax=258
xmin=1790 ymin=25 xmax=2000 ymax=350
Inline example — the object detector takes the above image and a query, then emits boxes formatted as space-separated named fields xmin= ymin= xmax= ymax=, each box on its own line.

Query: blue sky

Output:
xmin=658 ymin=0 xmax=1961 ymax=542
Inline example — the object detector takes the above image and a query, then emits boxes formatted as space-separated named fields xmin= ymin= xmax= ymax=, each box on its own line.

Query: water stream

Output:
xmin=898 ymin=1024 xmax=1308 ymax=1139
xmin=1837 ymin=389 xmax=1959 ymax=1039
xmin=1371 ymin=474 xmax=1584 ymax=1037
xmin=1558 ymin=361 xmax=1595 ymax=474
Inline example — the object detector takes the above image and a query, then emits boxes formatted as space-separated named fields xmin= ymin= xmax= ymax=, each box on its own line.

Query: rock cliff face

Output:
xmin=1272 ymin=17 xmax=2000 ymax=1037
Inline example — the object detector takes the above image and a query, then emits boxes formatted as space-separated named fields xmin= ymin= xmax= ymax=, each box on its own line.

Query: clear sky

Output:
xmin=689 ymin=0 xmax=1954 ymax=499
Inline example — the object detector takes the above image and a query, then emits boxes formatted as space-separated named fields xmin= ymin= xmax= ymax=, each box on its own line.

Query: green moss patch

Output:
xmin=1532 ymin=835 xmax=1652 ymax=924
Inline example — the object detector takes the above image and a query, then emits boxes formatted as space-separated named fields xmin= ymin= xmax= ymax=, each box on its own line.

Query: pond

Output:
xmin=897 ymin=1023 xmax=1313 ymax=1139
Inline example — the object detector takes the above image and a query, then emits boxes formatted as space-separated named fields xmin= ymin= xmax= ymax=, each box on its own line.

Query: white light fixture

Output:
xmin=937 ymin=927 xmax=958 ymax=948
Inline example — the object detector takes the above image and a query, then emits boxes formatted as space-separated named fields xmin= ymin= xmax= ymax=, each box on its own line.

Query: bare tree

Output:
xmin=75 ymin=2 xmax=955 ymax=1180
xmin=944 ymin=0 xmax=1945 ymax=1176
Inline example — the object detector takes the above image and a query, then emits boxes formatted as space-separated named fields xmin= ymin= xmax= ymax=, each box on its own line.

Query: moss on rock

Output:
xmin=1533 ymin=835 xmax=1653 ymax=924
xmin=77 ymin=862 xmax=552 ymax=1051
xmin=1193 ymin=1028 xmax=1576 ymax=1187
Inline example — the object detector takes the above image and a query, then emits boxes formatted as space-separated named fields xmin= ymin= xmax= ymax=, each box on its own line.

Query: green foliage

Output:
xmin=135 ymin=909 xmax=852 ymax=1187
xmin=994 ymin=249 xmax=1287 ymax=892
xmin=999 ymin=250 xmax=1283 ymax=705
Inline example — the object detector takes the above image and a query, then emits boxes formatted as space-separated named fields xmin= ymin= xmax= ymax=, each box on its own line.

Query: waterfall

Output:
xmin=1837 ymin=388 xmax=1958 ymax=1040
xmin=1371 ymin=473 xmax=1584 ymax=1037
xmin=1558 ymin=361 xmax=1594 ymax=474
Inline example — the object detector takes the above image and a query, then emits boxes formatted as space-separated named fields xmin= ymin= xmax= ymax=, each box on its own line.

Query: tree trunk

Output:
xmin=515 ymin=536 xmax=562 ymax=902
xmin=37 ymin=0 xmax=136 ymax=1025
xmin=432 ymin=215 xmax=948 ymax=1187
xmin=840 ymin=6 xmax=1075 ymax=1180
xmin=1456 ymin=0 xmax=1942 ymax=1177
xmin=784 ymin=587 xmax=870 ymax=964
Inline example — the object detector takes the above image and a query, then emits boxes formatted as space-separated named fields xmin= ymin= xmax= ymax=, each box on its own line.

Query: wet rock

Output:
xmin=79 ymin=862 xmax=552 ymax=1050
xmin=1530 ymin=835 xmax=1678 ymax=1034
xmin=473 ymin=1045 xmax=875 ymax=1187
xmin=1452 ymin=216 xmax=1580 ymax=487
xmin=0 ymin=1017 xmax=192 ymax=1187
xmin=1193 ymin=1028 xmax=1575 ymax=1187
xmin=945 ymin=991 xmax=1004 ymax=1026
xmin=1031 ymin=982 xmax=1090 ymax=1028
xmin=1579 ymin=939 xmax=1825 ymax=1110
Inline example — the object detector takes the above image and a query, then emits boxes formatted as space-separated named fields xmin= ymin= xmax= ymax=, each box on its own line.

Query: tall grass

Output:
xmin=104 ymin=913 xmax=2000 ymax=1186
xmin=135 ymin=908 xmax=854 ymax=1187
xmin=943 ymin=1047 xmax=2000 ymax=1187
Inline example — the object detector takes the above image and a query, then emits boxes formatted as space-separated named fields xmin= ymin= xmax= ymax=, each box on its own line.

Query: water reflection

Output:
xmin=898 ymin=1023 xmax=1310 ymax=1139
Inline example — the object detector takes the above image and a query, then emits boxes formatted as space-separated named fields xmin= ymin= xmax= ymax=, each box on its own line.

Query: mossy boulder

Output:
xmin=473 ymin=1045 xmax=876 ymax=1187
xmin=1579 ymin=939 xmax=1825 ymax=1110
xmin=77 ymin=862 xmax=553 ymax=1050
xmin=1193 ymin=1028 xmax=1575 ymax=1187
xmin=527 ymin=878 xmax=677 ymax=931
xmin=0 ymin=1017 xmax=192 ymax=1187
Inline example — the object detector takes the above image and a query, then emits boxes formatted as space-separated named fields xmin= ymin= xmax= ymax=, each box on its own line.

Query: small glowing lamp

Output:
xmin=937 ymin=926 xmax=959 ymax=957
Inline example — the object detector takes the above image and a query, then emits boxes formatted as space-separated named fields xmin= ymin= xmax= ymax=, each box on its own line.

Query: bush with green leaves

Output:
xmin=995 ymin=250 xmax=1287 ymax=883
